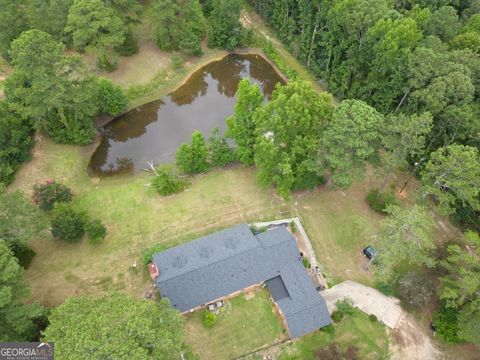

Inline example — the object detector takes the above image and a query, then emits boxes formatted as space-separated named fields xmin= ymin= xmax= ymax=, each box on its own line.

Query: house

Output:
xmin=152 ymin=223 xmax=332 ymax=338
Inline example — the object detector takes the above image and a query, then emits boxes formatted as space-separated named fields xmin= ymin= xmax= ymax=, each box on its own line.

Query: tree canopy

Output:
xmin=5 ymin=30 xmax=97 ymax=144
xmin=176 ymin=130 xmax=209 ymax=174
xmin=150 ymin=0 xmax=205 ymax=56
xmin=319 ymin=100 xmax=384 ymax=187
xmin=253 ymin=80 xmax=333 ymax=198
xmin=207 ymin=0 xmax=246 ymax=50
xmin=43 ymin=293 xmax=187 ymax=359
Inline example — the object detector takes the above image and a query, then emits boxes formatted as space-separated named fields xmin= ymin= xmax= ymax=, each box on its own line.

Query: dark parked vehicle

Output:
xmin=362 ymin=246 xmax=377 ymax=260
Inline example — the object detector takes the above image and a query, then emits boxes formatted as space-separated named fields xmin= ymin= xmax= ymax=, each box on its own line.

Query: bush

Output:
xmin=369 ymin=314 xmax=378 ymax=322
xmin=319 ymin=324 xmax=335 ymax=335
xmin=0 ymin=102 xmax=34 ymax=186
xmin=170 ymin=54 xmax=184 ymax=69
xmin=331 ymin=310 xmax=344 ymax=322
xmin=202 ymin=310 xmax=217 ymax=328
xmin=176 ymin=131 xmax=209 ymax=174
xmin=335 ymin=297 xmax=355 ymax=318
xmin=151 ymin=165 xmax=189 ymax=196
xmin=33 ymin=181 xmax=73 ymax=211
xmin=375 ymin=282 xmax=395 ymax=296
xmin=50 ymin=203 xmax=85 ymax=243
xmin=142 ymin=243 xmax=167 ymax=266
xmin=208 ymin=127 xmax=236 ymax=167
xmin=290 ymin=221 xmax=297 ymax=233
xmin=302 ymin=257 xmax=311 ymax=268
xmin=434 ymin=302 xmax=461 ymax=343
xmin=96 ymin=77 xmax=128 ymax=116
xmin=367 ymin=189 xmax=399 ymax=214
xmin=86 ymin=219 xmax=107 ymax=245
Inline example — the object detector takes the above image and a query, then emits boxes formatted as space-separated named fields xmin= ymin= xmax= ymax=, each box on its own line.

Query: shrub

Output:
xmin=176 ymin=131 xmax=209 ymax=174
xmin=369 ymin=314 xmax=378 ymax=322
xmin=96 ymin=77 xmax=128 ymax=116
xmin=434 ymin=302 xmax=461 ymax=343
xmin=170 ymin=54 xmax=184 ymax=69
xmin=208 ymin=127 xmax=236 ymax=167
xmin=331 ymin=310 xmax=344 ymax=322
xmin=367 ymin=189 xmax=399 ymax=214
xmin=375 ymin=282 xmax=395 ymax=296
xmin=142 ymin=244 xmax=167 ymax=266
xmin=50 ymin=203 xmax=85 ymax=243
xmin=151 ymin=165 xmax=189 ymax=196
xmin=335 ymin=297 xmax=355 ymax=318
xmin=86 ymin=219 xmax=107 ymax=245
xmin=33 ymin=181 xmax=73 ymax=211
xmin=302 ymin=257 xmax=311 ymax=269
xmin=202 ymin=310 xmax=217 ymax=328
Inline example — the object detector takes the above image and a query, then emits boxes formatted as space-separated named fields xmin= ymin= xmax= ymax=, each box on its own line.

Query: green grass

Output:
xmin=184 ymin=289 xmax=286 ymax=360
xmin=277 ymin=310 xmax=390 ymax=360
xmin=9 ymin=135 xmax=383 ymax=305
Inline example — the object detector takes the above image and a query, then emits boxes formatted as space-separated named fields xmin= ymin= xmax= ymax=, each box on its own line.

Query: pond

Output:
xmin=88 ymin=53 xmax=285 ymax=176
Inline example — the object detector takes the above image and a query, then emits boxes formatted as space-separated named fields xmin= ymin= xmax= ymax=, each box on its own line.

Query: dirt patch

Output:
xmin=390 ymin=313 xmax=440 ymax=360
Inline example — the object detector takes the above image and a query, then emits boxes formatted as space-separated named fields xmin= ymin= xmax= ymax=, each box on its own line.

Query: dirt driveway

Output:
xmin=322 ymin=280 xmax=440 ymax=360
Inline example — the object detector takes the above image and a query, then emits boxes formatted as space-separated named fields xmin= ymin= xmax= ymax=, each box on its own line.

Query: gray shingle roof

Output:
xmin=153 ymin=224 xmax=331 ymax=338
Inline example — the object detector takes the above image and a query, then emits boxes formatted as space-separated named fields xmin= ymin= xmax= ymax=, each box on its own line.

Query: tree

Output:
xmin=0 ymin=0 xmax=28 ymax=59
xmin=5 ymin=30 xmax=97 ymax=145
xmin=425 ymin=6 xmax=461 ymax=41
xmin=0 ymin=102 xmax=34 ymax=186
xmin=375 ymin=205 xmax=436 ymax=281
xmin=208 ymin=127 xmax=235 ymax=166
xmin=457 ymin=298 xmax=480 ymax=345
xmin=0 ymin=240 xmax=44 ymax=341
xmin=150 ymin=165 xmax=189 ymax=196
xmin=319 ymin=99 xmax=383 ymax=188
xmin=176 ymin=130 xmax=209 ymax=174
xmin=26 ymin=0 xmax=74 ymax=43
xmin=150 ymin=0 xmax=205 ymax=56
xmin=380 ymin=112 xmax=433 ymax=191
xmin=65 ymin=0 xmax=126 ymax=70
xmin=50 ymin=203 xmax=86 ymax=243
xmin=226 ymin=79 xmax=263 ymax=166
xmin=0 ymin=189 xmax=44 ymax=268
xmin=253 ymin=80 xmax=333 ymax=198
xmin=95 ymin=77 xmax=128 ymax=116
xmin=207 ymin=0 xmax=245 ymax=50
xmin=421 ymin=144 xmax=480 ymax=215
xmin=43 ymin=293 xmax=187 ymax=359
xmin=440 ymin=231 xmax=480 ymax=308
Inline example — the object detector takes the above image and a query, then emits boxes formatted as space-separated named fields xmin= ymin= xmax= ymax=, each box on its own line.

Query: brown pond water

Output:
xmin=88 ymin=54 xmax=285 ymax=176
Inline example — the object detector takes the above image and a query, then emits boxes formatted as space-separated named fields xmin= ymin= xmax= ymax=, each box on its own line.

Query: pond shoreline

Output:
xmin=94 ymin=48 xmax=287 ymax=129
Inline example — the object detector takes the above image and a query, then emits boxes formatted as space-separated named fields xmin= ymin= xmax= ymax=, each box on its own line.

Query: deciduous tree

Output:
xmin=375 ymin=205 xmax=436 ymax=280
xmin=43 ymin=293 xmax=187 ymax=359
xmin=226 ymin=79 xmax=263 ymax=165
xmin=176 ymin=130 xmax=209 ymax=174
xmin=254 ymin=80 xmax=333 ymax=198
xmin=207 ymin=0 xmax=245 ymax=50
xmin=421 ymin=144 xmax=480 ymax=215
xmin=319 ymin=99 xmax=383 ymax=187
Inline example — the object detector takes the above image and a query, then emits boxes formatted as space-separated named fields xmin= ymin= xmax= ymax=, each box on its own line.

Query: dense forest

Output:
xmin=249 ymin=0 xmax=480 ymax=230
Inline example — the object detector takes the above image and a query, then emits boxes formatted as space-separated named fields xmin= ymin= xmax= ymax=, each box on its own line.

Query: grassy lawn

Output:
xmin=9 ymin=135 xmax=385 ymax=306
xmin=185 ymin=289 xmax=286 ymax=360
xmin=277 ymin=310 xmax=390 ymax=360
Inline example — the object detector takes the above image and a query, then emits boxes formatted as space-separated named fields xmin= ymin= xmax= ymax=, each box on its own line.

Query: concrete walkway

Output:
xmin=321 ymin=280 xmax=403 ymax=328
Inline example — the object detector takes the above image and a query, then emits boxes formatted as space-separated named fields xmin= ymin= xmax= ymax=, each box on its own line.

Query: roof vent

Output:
xmin=198 ymin=245 xmax=213 ymax=258
xmin=224 ymin=237 xmax=240 ymax=250
xmin=172 ymin=255 xmax=188 ymax=268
